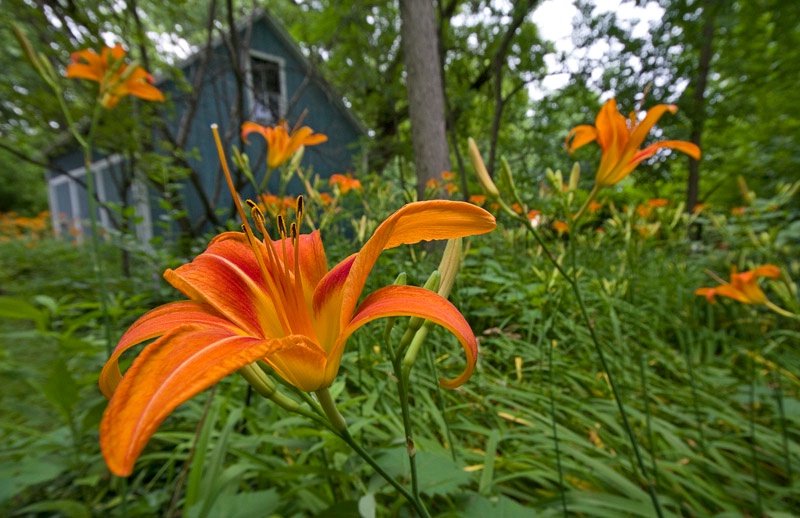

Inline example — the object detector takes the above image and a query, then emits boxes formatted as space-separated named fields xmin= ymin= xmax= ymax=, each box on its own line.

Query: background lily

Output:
xmin=98 ymin=198 xmax=495 ymax=476
xmin=66 ymin=44 xmax=164 ymax=108
xmin=566 ymin=98 xmax=701 ymax=190
xmin=242 ymin=120 xmax=328 ymax=169
xmin=695 ymin=264 xmax=781 ymax=305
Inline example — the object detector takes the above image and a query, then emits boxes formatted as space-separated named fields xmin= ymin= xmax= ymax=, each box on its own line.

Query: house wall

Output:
xmin=47 ymin=12 xmax=365 ymax=243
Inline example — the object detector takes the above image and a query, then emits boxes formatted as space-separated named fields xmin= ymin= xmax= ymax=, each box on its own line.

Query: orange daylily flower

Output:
xmin=329 ymin=173 xmax=362 ymax=194
xmin=242 ymin=120 xmax=328 ymax=169
xmin=98 ymin=198 xmax=496 ymax=476
xmin=66 ymin=44 xmax=164 ymax=109
xmin=566 ymin=99 xmax=701 ymax=189
xmin=588 ymin=200 xmax=603 ymax=214
xmin=695 ymin=265 xmax=781 ymax=305
xmin=731 ymin=206 xmax=747 ymax=216
xmin=647 ymin=198 xmax=669 ymax=208
xmin=469 ymin=194 xmax=486 ymax=206
xmin=553 ymin=221 xmax=569 ymax=235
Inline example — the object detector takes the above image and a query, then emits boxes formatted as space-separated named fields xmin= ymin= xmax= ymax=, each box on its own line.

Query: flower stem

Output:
xmin=518 ymin=215 xmax=664 ymax=518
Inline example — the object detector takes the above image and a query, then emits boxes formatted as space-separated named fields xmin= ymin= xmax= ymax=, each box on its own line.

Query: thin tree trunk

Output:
xmin=399 ymin=0 xmax=451 ymax=200
xmin=686 ymin=0 xmax=716 ymax=213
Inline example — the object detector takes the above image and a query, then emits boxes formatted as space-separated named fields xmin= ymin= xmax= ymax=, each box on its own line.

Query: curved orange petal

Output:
xmin=166 ymin=232 xmax=283 ymax=337
xmin=121 ymin=68 xmax=165 ymax=102
xmin=628 ymin=104 xmax=677 ymax=151
xmin=65 ymin=63 xmax=103 ymax=81
xmin=694 ymin=287 xmax=718 ymax=303
xmin=100 ymin=327 xmax=274 ymax=476
xmin=326 ymin=285 xmax=478 ymax=389
xmin=622 ymin=140 xmax=702 ymax=178
xmin=565 ymin=125 xmax=598 ymax=153
xmin=752 ymin=265 xmax=781 ymax=279
xmin=99 ymin=301 xmax=237 ymax=399
xmin=712 ymin=284 xmax=752 ymax=304
xmin=241 ymin=122 xmax=269 ymax=144
xmin=339 ymin=201 xmax=496 ymax=331
xmin=261 ymin=335 xmax=329 ymax=391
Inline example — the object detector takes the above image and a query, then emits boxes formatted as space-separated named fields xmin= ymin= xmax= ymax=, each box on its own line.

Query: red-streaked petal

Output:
xmin=565 ymin=125 xmax=598 ymax=153
xmin=262 ymin=335 xmax=329 ymax=391
xmin=269 ymin=230 xmax=329 ymax=296
xmin=327 ymin=285 xmax=478 ymax=389
xmin=339 ymin=201 xmax=496 ymax=330
xmin=312 ymin=254 xmax=356 ymax=352
xmin=99 ymin=301 xmax=239 ymax=399
xmin=167 ymin=232 xmax=283 ymax=337
xmin=100 ymin=327 xmax=274 ymax=476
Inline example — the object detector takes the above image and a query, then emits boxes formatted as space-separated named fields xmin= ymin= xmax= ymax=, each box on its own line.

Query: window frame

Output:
xmin=246 ymin=49 xmax=288 ymax=125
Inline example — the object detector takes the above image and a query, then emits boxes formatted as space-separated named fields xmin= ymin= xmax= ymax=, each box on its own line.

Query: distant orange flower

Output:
xmin=242 ymin=120 xmax=327 ymax=169
xmin=318 ymin=192 xmax=333 ymax=206
xmin=692 ymin=203 xmax=708 ymax=214
xmin=588 ymin=201 xmax=603 ymax=214
xmin=526 ymin=209 xmax=541 ymax=220
xmin=695 ymin=265 xmax=781 ymax=305
xmin=469 ymin=194 xmax=486 ymax=206
xmin=566 ymin=99 xmax=701 ymax=189
xmin=731 ymin=206 xmax=747 ymax=216
xmin=441 ymin=171 xmax=456 ymax=181
xmin=66 ymin=44 xmax=164 ymax=109
xmin=647 ymin=198 xmax=669 ymax=208
xmin=511 ymin=203 xmax=523 ymax=214
xmin=636 ymin=205 xmax=651 ymax=218
xmin=329 ymin=173 xmax=362 ymax=194
xmin=553 ymin=221 xmax=569 ymax=235
xmin=425 ymin=178 xmax=441 ymax=190
xmin=444 ymin=183 xmax=459 ymax=195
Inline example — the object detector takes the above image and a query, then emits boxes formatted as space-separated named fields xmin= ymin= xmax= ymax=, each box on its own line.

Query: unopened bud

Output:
xmin=568 ymin=162 xmax=581 ymax=191
xmin=468 ymin=138 xmax=499 ymax=199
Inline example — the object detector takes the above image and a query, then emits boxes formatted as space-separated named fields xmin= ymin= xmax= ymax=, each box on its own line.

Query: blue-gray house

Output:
xmin=46 ymin=9 xmax=365 ymax=243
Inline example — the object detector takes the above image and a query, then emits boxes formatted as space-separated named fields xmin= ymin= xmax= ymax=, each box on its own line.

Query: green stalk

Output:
xmin=747 ymin=349 xmax=763 ymax=514
xmin=548 ymin=336 xmax=568 ymax=516
xmin=515 ymin=213 xmax=664 ymax=518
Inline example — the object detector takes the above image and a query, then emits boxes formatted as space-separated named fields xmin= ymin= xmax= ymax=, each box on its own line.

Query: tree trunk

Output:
xmin=399 ymin=0 xmax=451 ymax=200
xmin=686 ymin=0 xmax=716 ymax=213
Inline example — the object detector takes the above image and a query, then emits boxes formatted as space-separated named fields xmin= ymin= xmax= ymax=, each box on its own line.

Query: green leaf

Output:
xmin=12 ymin=499 xmax=91 ymax=518
xmin=0 ymin=458 xmax=66 ymax=504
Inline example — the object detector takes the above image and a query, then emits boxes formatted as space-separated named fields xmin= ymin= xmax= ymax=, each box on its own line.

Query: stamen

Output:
xmin=277 ymin=215 xmax=287 ymax=239
xmin=289 ymin=222 xmax=297 ymax=239
xmin=247 ymin=200 xmax=270 ymax=239
xmin=296 ymin=195 xmax=305 ymax=223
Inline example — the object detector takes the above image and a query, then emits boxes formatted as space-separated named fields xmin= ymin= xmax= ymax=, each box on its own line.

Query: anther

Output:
xmin=290 ymin=222 xmax=297 ymax=239
xmin=277 ymin=215 xmax=287 ymax=238
xmin=296 ymin=195 xmax=304 ymax=220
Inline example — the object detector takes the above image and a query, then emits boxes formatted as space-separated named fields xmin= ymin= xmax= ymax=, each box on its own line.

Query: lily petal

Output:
xmin=339 ymin=201 xmax=496 ymax=330
xmin=262 ymin=335 xmax=329 ymax=392
xmin=327 ymin=285 xmax=479 ymax=389
xmin=166 ymin=232 xmax=283 ymax=337
xmin=100 ymin=327 xmax=274 ymax=476
xmin=565 ymin=125 xmax=598 ymax=153
xmin=99 ymin=301 xmax=237 ymax=399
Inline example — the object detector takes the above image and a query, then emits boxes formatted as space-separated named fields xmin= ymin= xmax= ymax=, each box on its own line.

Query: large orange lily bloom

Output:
xmin=66 ymin=44 xmax=164 ymax=109
xmin=99 ymin=198 xmax=495 ymax=476
xmin=695 ymin=265 xmax=781 ymax=305
xmin=242 ymin=120 xmax=328 ymax=169
xmin=566 ymin=99 xmax=701 ymax=189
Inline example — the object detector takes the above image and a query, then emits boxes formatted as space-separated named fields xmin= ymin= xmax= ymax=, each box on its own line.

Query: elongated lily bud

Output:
xmin=568 ymin=163 xmax=581 ymax=191
xmin=437 ymin=238 xmax=462 ymax=299
xmin=468 ymin=138 xmax=499 ymax=199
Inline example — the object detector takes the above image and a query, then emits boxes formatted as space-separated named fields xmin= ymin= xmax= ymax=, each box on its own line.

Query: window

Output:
xmin=249 ymin=52 xmax=285 ymax=124
xmin=47 ymin=155 xmax=152 ymax=244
